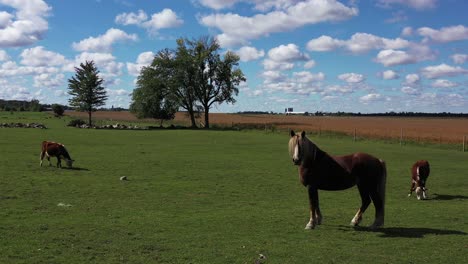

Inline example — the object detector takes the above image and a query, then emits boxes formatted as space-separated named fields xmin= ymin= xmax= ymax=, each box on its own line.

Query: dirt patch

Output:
xmin=65 ymin=111 xmax=468 ymax=144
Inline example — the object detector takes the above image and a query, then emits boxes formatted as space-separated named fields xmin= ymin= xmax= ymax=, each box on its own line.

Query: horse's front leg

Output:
xmin=305 ymin=185 xmax=320 ymax=229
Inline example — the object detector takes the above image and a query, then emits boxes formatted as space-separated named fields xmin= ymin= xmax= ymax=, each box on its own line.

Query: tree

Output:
xmin=68 ymin=60 xmax=108 ymax=126
xmin=52 ymin=104 xmax=65 ymax=117
xmin=130 ymin=58 xmax=178 ymax=127
xmin=178 ymin=36 xmax=245 ymax=128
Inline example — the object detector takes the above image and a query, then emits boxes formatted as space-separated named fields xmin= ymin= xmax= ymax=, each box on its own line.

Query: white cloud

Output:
xmin=33 ymin=73 xmax=65 ymax=88
xmin=236 ymin=46 xmax=265 ymax=62
xmin=431 ymin=79 xmax=459 ymax=88
xmin=401 ymin=86 xmax=420 ymax=95
xmin=126 ymin=51 xmax=155 ymax=76
xmin=0 ymin=0 xmax=51 ymax=47
xmin=404 ymin=73 xmax=420 ymax=85
xmin=293 ymin=71 xmax=325 ymax=83
xmin=421 ymin=63 xmax=468 ymax=79
xmin=303 ymin=60 xmax=316 ymax=69
xmin=262 ymin=43 xmax=307 ymax=71
xmin=417 ymin=25 xmax=468 ymax=43
xmin=360 ymin=93 xmax=384 ymax=104
xmin=115 ymin=10 xmax=148 ymax=25
xmin=381 ymin=70 xmax=399 ymax=80
xmin=0 ymin=49 xmax=9 ymax=61
xmin=324 ymin=84 xmax=354 ymax=94
xmin=401 ymin=26 xmax=413 ymax=36
xmin=20 ymin=46 xmax=68 ymax=67
xmin=451 ymin=54 xmax=468 ymax=64
xmin=338 ymin=72 xmax=365 ymax=83
xmin=143 ymin=9 xmax=183 ymax=32
xmin=306 ymin=33 xmax=409 ymax=54
xmin=72 ymin=28 xmax=138 ymax=52
xmin=200 ymin=0 xmax=358 ymax=47
xmin=374 ymin=45 xmax=435 ymax=66
xmin=376 ymin=0 xmax=437 ymax=10
xmin=196 ymin=0 xmax=302 ymax=11
xmin=267 ymin=43 xmax=308 ymax=62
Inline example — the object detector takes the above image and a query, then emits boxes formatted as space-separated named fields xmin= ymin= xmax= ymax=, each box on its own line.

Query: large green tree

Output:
xmin=185 ymin=36 xmax=245 ymax=128
xmin=68 ymin=60 xmax=108 ymax=126
xmin=130 ymin=52 xmax=178 ymax=126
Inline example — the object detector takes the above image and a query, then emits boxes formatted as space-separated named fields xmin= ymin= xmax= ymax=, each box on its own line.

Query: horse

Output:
xmin=408 ymin=160 xmax=430 ymax=200
xmin=288 ymin=130 xmax=387 ymax=230
xmin=40 ymin=141 xmax=74 ymax=168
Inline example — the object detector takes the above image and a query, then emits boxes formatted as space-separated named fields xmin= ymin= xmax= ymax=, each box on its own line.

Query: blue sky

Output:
xmin=0 ymin=0 xmax=467 ymax=113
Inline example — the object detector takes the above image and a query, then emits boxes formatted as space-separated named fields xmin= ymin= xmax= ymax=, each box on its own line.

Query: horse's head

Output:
xmin=289 ymin=130 xmax=307 ymax=165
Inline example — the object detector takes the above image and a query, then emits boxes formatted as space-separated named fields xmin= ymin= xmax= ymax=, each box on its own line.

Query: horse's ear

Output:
xmin=290 ymin=130 xmax=295 ymax=137
xmin=301 ymin=131 xmax=306 ymax=138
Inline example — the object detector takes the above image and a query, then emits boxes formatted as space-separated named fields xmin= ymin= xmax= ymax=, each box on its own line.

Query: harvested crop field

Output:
xmin=66 ymin=111 xmax=468 ymax=144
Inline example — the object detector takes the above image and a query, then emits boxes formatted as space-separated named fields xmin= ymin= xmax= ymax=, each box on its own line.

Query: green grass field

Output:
xmin=1 ymin=112 xmax=467 ymax=263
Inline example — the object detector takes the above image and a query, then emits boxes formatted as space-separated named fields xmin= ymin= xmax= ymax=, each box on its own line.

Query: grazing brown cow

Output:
xmin=40 ymin=141 xmax=74 ymax=168
xmin=408 ymin=160 xmax=430 ymax=200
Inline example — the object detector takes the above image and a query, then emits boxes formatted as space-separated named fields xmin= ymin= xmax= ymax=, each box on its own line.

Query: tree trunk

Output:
xmin=188 ymin=109 xmax=197 ymax=128
xmin=204 ymin=106 xmax=210 ymax=129
xmin=88 ymin=111 xmax=92 ymax=126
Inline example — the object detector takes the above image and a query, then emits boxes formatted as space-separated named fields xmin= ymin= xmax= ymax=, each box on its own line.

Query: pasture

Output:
xmin=1 ymin=112 xmax=467 ymax=263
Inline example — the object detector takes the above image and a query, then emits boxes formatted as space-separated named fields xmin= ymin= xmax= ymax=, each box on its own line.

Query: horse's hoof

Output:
xmin=305 ymin=223 xmax=315 ymax=230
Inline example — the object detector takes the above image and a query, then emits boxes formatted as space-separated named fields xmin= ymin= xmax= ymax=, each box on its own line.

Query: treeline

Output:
xmin=313 ymin=111 xmax=468 ymax=117
xmin=0 ymin=99 xmax=43 ymax=112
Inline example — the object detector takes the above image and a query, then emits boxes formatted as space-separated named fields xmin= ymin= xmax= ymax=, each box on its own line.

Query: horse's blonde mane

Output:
xmin=288 ymin=132 xmax=315 ymax=158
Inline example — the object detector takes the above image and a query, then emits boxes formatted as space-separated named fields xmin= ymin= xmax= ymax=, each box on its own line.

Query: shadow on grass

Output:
xmin=64 ymin=167 xmax=89 ymax=171
xmin=430 ymin=193 xmax=468 ymax=200
xmin=342 ymin=226 xmax=467 ymax=238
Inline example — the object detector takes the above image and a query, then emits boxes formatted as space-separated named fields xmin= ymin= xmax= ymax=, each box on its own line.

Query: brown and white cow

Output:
xmin=408 ymin=160 xmax=430 ymax=200
xmin=40 ymin=141 xmax=74 ymax=168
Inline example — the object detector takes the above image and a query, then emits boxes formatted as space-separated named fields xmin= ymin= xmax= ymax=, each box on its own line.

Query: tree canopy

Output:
xmin=132 ymin=36 xmax=245 ymax=128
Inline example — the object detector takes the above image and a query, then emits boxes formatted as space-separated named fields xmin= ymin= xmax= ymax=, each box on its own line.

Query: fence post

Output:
xmin=353 ymin=128 xmax=356 ymax=142
xmin=463 ymin=135 xmax=466 ymax=152
xmin=400 ymin=128 xmax=403 ymax=146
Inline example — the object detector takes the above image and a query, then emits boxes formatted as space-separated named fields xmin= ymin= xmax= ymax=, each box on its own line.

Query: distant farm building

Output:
xmin=285 ymin=108 xmax=308 ymax=116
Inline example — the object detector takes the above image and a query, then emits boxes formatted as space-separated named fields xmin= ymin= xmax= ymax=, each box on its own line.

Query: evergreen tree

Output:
xmin=68 ymin=61 xmax=107 ymax=126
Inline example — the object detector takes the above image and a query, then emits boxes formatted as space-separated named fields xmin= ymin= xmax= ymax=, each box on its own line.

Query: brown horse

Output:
xmin=288 ymin=130 xmax=387 ymax=230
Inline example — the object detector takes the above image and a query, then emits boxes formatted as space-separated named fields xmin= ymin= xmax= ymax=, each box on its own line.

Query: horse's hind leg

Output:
xmin=351 ymin=185 xmax=371 ymax=227
xmin=369 ymin=190 xmax=385 ymax=229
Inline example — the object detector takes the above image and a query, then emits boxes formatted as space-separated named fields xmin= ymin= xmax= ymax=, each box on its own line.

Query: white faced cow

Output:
xmin=408 ymin=160 xmax=430 ymax=200
xmin=40 ymin=141 xmax=74 ymax=168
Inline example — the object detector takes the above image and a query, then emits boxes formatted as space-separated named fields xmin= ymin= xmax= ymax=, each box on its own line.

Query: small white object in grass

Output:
xmin=57 ymin=202 xmax=72 ymax=207
xmin=120 ymin=176 xmax=128 ymax=181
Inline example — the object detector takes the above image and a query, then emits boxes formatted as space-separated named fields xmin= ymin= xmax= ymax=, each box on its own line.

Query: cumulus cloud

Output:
xmin=374 ymin=45 xmax=435 ymax=66
xmin=338 ymin=73 xmax=365 ymax=83
xmin=0 ymin=49 xmax=10 ymax=61
xmin=0 ymin=0 xmax=51 ymax=47
xmin=236 ymin=46 xmax=265 ymax=62
xmin=381 ymin=70 xmax=399 ymax=80
xmin=376 ymin=0 xmax=437 ymax=10
xmin=293 ymin=71 xmax=325 ymax=83
xmin=262 ymin=43 xmax=308 ymax=71
xmin=115 ymin=10 xmax=148 ymax=25
xmin=126 ymin=51 xmax=155 ymax=76
xmin=306 ymin=33 xmax=409 ymax=54
xmin=143 ymin=9 xmax=183 ymax=32
xmin=401 ymin=26 xmax=413 ymax=36
xmin=401 ymin=86 xmax=420 ymax=95
xmin=360 ymin=93 xmax=384 ymax=104
xmin=304 ymin=60 xmax=316 ymax=69
xmin=20 ymin=46 xmax=68 ymax=67
xmin=451 ymin=53 xmax=468 ymax=64
xmin=417 ymin=25 xmax=468 ymax=43
xmin=404 ymin=73 xmax=420 ymax=85
xmin=196 ymin=0 xmax=303 ymax=11
xmin=72 ymin=28 xmax=138 ymax=52
xmin=421 ymin=63 xmax=468 ymax=79
xmin=431 ymin=79 xmax=459 ymax=88
xmin=33 ymin=73 xmax=65 ymax=88
xmin=200 ymin=0 xmax=358 ymax=47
